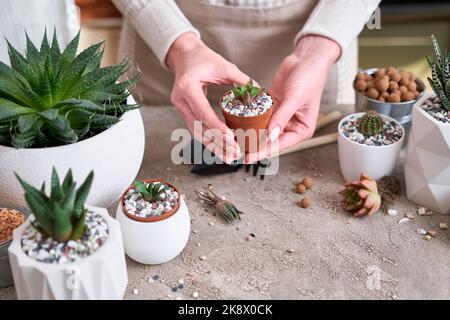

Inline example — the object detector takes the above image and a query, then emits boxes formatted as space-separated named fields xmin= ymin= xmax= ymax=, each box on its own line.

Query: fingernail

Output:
xmin=268 ymin=125 xmax=280 ymax=142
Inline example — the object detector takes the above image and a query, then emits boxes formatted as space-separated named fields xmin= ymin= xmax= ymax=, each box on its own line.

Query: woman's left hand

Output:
xmin=245 ymin=35 xmax=341 ymax=163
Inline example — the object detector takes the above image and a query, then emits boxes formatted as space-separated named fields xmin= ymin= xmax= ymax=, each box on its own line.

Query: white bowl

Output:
xmin=0 ymin=96 xmax=145 ymax=209
xmin=116 ymin=199 xmax=190 ymax=265
xmin=338 ymin=112 xmax=404 ymax=182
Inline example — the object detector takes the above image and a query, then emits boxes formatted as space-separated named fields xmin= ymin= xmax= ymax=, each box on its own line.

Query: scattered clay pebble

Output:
xmin=426 ymin=230 xmax=437 ymax=237
xmin=192 ymin=292 xmax=199 ymax=298
xmin=299 ymin=197 xmax=312 ymax=208
xmin=302 ymin=177 xmax=313 ymax=189
xmin=423 ymin=235 xmax=432 ymax=241
xmin=245 ymin=236 xmax=252 ymax=241
xmin=416 ymin=229 xmax=427 ymax=235
xmin=439 ymin=223 xmax=448 ymax=230
xmin=387 ymin=209 xmax=398 ymax=216
xmin=398 ymin=217 xmax=410 ymax=224
xmin=425 ymin=210 xmax=434 ymax=216
xmin=199 ymin=255 xmax=207 ymax=261
xmin=296 ymin=183 xmax=306 ymax=194
xmin=417 ymin=207 xmax=426 ymax=216
xmin=132 ymin=288 xmax=139 ymax=295
xmin=405 ymin=212 xmax=415 ymax=220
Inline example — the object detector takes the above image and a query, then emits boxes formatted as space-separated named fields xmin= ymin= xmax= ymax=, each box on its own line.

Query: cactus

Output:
xmin=357 ymin=110 xmax=384 ymax=136
xmin=15 ymin=168 xmax=94 ymax=242
xmin=134 ymin=181 xmax=168 ymax=203
xmin=232 ymin=79 xmax=263 ymax=105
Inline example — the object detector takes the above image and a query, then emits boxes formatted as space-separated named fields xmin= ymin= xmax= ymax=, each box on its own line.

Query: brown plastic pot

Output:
xmin=219 ymin=91 xmax=274 ymax=153
xmin=120 ymin=179 xmax=181 ymax=223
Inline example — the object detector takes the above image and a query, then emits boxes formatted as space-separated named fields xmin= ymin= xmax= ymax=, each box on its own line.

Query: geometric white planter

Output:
xmin=405 ymin=92 xmax=450 ymax=214
xmin=338 ymin=112 xmax=405 ymax=182
xmin=116 ymin=199 xmax=190 ymax=265
xmin=8 ymin=206 xmax=128 ymax=299
xmin=0 ymin=96 xmax=145 ymax=209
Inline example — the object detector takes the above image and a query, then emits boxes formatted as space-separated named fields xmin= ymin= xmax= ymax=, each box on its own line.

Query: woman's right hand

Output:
xmin=166 ymin=32 xmax=251 ymax=164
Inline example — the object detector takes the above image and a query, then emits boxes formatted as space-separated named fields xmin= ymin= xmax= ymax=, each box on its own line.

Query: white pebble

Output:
xmin=199 ymin=255 xmax=207 ymax=261
xmin=132 ymin=288 xmax=139 ymax=295
xmin=439 ymin=223 xmax=448 ymax=230
xmin=416 ymin=229 xmax=427 ymax=235
xmin=192 ymin=292 xmax=199 ymax=298
xmin=398 ymin=217 xmax=410 ymax=224
xmin=417 ymin=207 xmax=426 ymax=216
xmin=387 ymin=209 xmax=398 ymax=216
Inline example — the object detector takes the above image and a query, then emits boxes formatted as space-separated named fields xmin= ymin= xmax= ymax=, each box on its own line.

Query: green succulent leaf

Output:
xmin=16 ymin=168 xmax=94 ymax=242
xmin=0 ymin=29 xmax=140 ymax=148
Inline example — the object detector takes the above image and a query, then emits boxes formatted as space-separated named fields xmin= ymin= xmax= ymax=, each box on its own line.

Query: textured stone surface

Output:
xmin=1 ymin=105 xmax=449 ymax=300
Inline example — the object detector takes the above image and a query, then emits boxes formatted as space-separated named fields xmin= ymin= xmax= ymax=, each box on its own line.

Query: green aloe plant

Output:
xmin=0 ymin=30 xmax=140 ymax=148
xmin=134 ymin=181 xmax=168 ymax=202
xmin=427 ymin=35 xmax=450 ymax=111
xmin=232 ymin=79 xmax=263 ymax=105
xmin=15 ymin=168 xmax=94 ymax=242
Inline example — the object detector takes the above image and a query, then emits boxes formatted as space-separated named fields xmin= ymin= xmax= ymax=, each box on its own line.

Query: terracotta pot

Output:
xmin=220 ymin=91 xmax=274 ymax=153
xmin=120 ymin=179 xmax=181 ymax=223
xmin=116 ymin=180 xmax=190 ymax=265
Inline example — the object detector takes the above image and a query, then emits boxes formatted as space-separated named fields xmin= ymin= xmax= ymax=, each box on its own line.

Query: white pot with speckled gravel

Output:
xmin=8 ymin=206 xmax=128 ymax=300
xmin=0 ymin=96 xmax=145 ymax=209
xmin=116 ymin=180 xmax=190 ymax=265
xmin=338 ymin=112 xmax=404 ymax=182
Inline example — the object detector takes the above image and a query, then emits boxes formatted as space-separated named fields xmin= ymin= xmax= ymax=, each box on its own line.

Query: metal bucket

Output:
xmin=0 ymin=208 xmax=27 ymax=288
xmin=354 ymin=68 xmax=426 ymax=142
xmin=0 ymin=239 xmax=14 ymax=288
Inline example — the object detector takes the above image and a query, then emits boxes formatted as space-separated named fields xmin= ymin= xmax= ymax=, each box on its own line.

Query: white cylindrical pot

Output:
xmin=405 ymin=92 xmax=450 ymax=214
xmin=0 ymin=96 xmax=145 ymax=209
xmin=116 ymin=199 xmax=190 ymax=265
xmin=8 ymin=206 xmax=128 ymax=300
xmin=338 ymin=113 xmax=404 ymax=182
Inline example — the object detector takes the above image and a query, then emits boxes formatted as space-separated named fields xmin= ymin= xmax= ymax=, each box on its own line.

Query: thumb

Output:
xmin=267 ymin=98 xmax=299 ymax=142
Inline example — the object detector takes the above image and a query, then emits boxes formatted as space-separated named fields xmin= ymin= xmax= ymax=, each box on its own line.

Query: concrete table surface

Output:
xmin=1 ymin=105 xmax=449 ymax=300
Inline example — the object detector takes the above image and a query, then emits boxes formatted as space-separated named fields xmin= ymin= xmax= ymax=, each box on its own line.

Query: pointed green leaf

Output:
xmin=73 ymin=171 xmax=94 ymax=218
xmin=50 ymin=167 xmax=63 ymax=202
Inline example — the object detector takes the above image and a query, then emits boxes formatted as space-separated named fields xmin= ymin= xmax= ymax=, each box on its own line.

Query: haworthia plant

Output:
xmin=15 ymin=168 xmax=94 ymax=242
xmin=0 ymin=29 xmax=140 ymax=148
xmin=134 ymin=181 xmax=169 ymax=203
xmin=232 ymin=79 xmax=263 ymax=105
xmin=427 ymin=35 xmax=450 ymax=111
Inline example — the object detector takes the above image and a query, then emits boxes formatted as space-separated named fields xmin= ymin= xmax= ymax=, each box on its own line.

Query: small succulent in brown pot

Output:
xmin=121 ymin=180 xmax=181 ymax=222
xmin=220 ymin=80 xmax=274 ymax=152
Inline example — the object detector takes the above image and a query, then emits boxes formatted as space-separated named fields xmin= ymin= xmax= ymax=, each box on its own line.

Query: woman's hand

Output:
xmin=245 ymin=35 xmax=341 ymax=163
xmin=167 ymin=32 xmax=252 ymax=164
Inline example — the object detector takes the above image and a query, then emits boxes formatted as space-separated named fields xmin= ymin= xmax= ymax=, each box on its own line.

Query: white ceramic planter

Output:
xmin=8 ymin=206 xmax=128 ymax=300
xmin=338 ymin=113 xmax=404 ymax=182
xmin=0 ymin=96 xmax=145 ymax=209
xmin=405 ymin=92 xmax=450 ymax=214
xmin=116 ymin=198 xmax=190 ymax=265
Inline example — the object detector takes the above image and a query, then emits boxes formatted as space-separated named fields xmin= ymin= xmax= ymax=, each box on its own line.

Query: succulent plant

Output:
xmin=339 ymin=173 xmax=401 ymax=217
xmin=339 ymin=173 xmax=381 ymax=217
xmin=232 ymin=79 xmax=263 ymax=105
xmin=15 ymin=168 xmax=94 ymax=242
xmin=195 ymin=188 xmax=242 ymax=223
xmin=357 ymin=110 xmax=384 ymax=136
xmin=427 ymin=35 xmax=450 ymax=111
xmin=0 ymin=30 xmax=140 ymax=148
xmin=134 ymin=181 xmax=169 ymax=203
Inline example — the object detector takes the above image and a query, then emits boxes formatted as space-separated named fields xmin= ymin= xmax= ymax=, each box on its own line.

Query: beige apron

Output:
xmin=124 ymin=0 xmax=357 ymax=107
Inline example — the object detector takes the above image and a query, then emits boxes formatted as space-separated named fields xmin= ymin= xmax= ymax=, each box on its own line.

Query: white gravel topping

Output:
xmin=221 ymin=91 xmax=273 ymax=117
